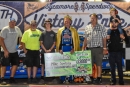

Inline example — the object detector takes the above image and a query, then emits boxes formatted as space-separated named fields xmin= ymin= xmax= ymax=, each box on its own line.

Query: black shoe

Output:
xmin=38 ymin=79 xmax=45 ymax=84
xmin=60 ymin=80 xmax=64 ymax=84
xmin=119 ymin=80 xmax=124 ymax=85
xmin=119 ymin=82 xmax=124 ymax=85
xmin=110 ymin=82 xmax=116 ymax=85
xmin=87 ymin=79 xmax=95 ymax=84
xmin=110 ymin=78 xmax=116 ymax=85
xmin=95 ymin=78 xmax=102 ymax=85
xmin=32 ymin=78 xmax=37 ymax=84
xmin=1 ymin=79 xmax=7 ymax=85
xmin=52 ymin=78 xmax=58 ymax=84
xmin=9 ymin=77 xmax=17 ymax=84
xmin=87 ymin=81 xmax=93 ymax=84
xmin=27 ymin=78 xmax=31 ymax=84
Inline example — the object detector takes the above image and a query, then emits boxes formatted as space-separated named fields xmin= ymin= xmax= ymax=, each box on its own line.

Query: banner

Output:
xmin=0 ymin=1 xmax=130 ymax=74
xmin=24 ymin=2 xmax=130 ymax=34
xmin=44 ymin=50 xmax=92 ymax=77
xmin=0 ymin=1 xmax=130 ymax=34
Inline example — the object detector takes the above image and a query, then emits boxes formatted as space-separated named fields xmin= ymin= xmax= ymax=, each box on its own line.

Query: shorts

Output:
xmin=89 ymin=47 xmax=103 ymax=66
xmin=1 ymin=52 xmax=19 ymax=66
xmin=41 ymin=53 xmax=45 ymax=64
xmin=25 ymin=49 xmax=40 ymax=67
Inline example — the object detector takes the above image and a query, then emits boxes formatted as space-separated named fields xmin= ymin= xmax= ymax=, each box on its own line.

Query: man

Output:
xmin=56 ymin=15 xmax=80 ymax=83
xmin=107 ymin=19 xmax=127 ymax=85
xmin=39 ymin=19 xmax=56 ymax=84
xmin=21 ymin=20 xmax=42 ymax=84
xmin=0 ymin=18 xmax=22 ymax=85
xmin=82 ymin=13 xmax=107 ymax=84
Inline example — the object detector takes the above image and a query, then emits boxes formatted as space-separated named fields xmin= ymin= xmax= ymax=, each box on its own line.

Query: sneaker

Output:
xmin=27 ymin=78 xmax=31 ymax=84
xmin=110 ymin=82 xmax=116 ymax=85
xmin=87 ymin=79 xmax=95 ymax=84
xmin=95 ymin=78 xmax=102 ymax=85
xmin=1 ymin=79 xmax=7 ymax=85
xmin=38 ymin=79 xmax=45 ymax=84
xmin=87 ymin=81 xmax=93 ymax=84
xmin=110 ymin=79 xmax=116 ymax=85
xmin=9 ymin=78 xmax=17 ymax=84
xmin=32 ymin=78 xmax=37 ymax=84
xmin=52 ymin=78 xmax=58 ymax=84
xmin=119 ymin=82 xmax=124 ymax=85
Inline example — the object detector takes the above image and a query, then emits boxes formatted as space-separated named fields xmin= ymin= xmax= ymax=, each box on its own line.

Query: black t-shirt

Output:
xmin=39 ymin=30 xmax=56 ymax=54
xmin=107 ymin=29 xmax=123 ymax=52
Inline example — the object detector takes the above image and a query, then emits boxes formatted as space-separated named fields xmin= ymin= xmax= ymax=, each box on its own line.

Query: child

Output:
xmin=107 ymin=8 xmax=125 ymax=39
xmin=39 ymin=19 xmax=56 ymax=84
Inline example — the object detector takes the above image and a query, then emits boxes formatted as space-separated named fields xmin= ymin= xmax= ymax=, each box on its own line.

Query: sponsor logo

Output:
xmin=20 ymin=70 xmax=25 ymax=72
xmin=0 ymin=4 xmax=23 ymax=30
xmin=44 ymin=2 xmax=113 ymax=11
xmin=106 ymin=63 xmax=110 ymax=67
xmin=27 ymin=3 xmax=38 ymax=11
xmin=6 ymin=71 xmax=10 ymax=73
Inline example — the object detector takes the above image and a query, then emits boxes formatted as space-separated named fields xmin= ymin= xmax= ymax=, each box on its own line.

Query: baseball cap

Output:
xmin=44 ymin=19 xmax=51 ymax=23
xmin=111 ymin=19 xmax=119 ymax=23
xmin=9 ymin=18 xmax=16 ymax=22
xmin=30 ymin=20 xmax=37 ymax=25
xmin=43 ymin=19 xmax=52 ymax=28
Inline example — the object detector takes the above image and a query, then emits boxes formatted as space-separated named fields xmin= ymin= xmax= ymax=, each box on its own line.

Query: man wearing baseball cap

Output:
xmin=39 ymin=19 xmax=56 ymax=84
xmin=0 ymin=18 xmax=22 ymax=85
xmin=107 ymin=18 xmax=128 ymax=85
xmin=21 ymin=20 xmax=42 ymax=84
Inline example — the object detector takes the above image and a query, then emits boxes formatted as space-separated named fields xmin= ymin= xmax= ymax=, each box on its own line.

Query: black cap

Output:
xmin=43 ymin=19 xmax=52 ymax=28
xmin=111 ymin=19 xmax=118 ymax=23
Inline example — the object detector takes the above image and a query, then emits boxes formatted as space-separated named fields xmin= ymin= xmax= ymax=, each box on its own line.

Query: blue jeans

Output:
xmin=107 ymin=24 xmax=123 ymax=35
xmin=108 ymin=52 xmax=124 ymax=84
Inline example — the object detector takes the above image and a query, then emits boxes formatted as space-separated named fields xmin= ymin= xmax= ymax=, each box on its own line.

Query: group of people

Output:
xmin=0 ymin=8 xmax=128 ymax=85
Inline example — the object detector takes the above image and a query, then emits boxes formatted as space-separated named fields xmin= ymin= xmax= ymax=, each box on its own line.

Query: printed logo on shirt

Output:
xmin=63 ymin=34 xmax=71 ymax=39
xmin=9 ymin=31 xmax=18 ymax=33
xmin=63 ymin=30 xmax=71 ymax=39
xmin=62 ymin=29 xmax=72 ymax=42
xmin=8 ymin=28 xmax=18 ymax=34
xmin=64 ymin=29 xmax=71 ymax=34
xmin=30 ymin=34 xmax=40 ymax=37
xmin=50 ymin=34 xmax=54 ymax=37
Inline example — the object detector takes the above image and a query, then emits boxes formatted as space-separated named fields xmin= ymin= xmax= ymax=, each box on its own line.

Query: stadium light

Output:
xmin=88 ymin=0 xmax=94 ymax=1
xmin=40 ymin=0 xmax=46 ymax=2
xmin=124 ymin=0 xmax=130 ymax=2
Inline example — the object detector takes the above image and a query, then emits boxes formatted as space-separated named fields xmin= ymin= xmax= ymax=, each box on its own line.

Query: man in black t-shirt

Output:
xmin=107 ymin=19 xmax=126 ymax=85
xmin=39 ymin=19 xmax=56 ymax=84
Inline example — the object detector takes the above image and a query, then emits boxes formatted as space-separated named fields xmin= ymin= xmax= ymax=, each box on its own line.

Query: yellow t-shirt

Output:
xmin=21 ymin=29 xmax=42 ymax=50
